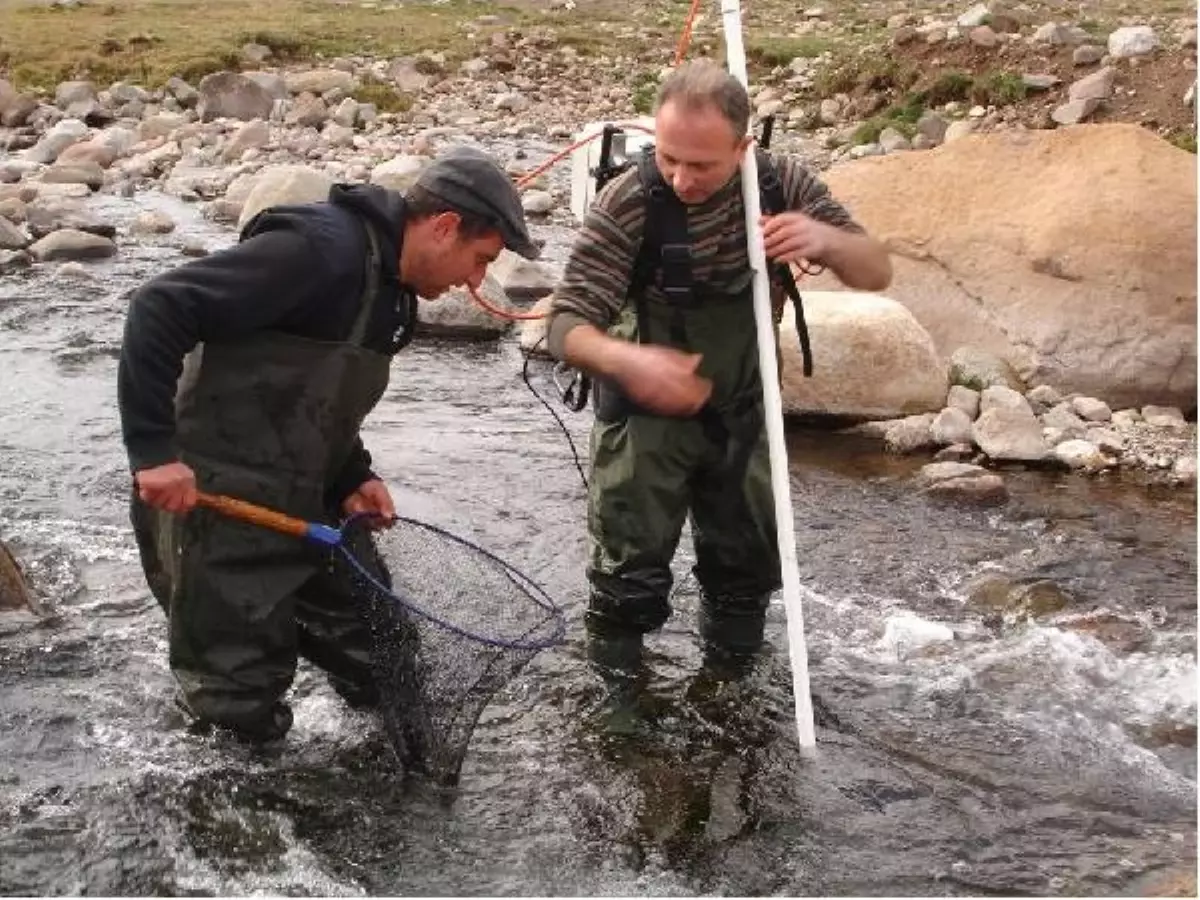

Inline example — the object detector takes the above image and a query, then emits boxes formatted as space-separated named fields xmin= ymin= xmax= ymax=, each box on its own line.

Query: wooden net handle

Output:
xmin=195 ymin=491 xmax=309 ymax=539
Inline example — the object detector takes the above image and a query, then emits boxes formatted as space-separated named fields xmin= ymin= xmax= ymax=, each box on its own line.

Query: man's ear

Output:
xmin=431 ymin=210 xmax=463 ymax=242
xmin=735 ymin=134 xmax=753 ymax=159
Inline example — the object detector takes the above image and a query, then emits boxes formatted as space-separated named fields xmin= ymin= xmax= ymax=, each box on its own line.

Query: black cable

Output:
xmin=520 ymin=336 xmax=590 ymax=493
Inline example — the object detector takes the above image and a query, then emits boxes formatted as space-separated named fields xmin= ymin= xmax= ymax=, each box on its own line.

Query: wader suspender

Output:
xmin=634 ymin=147 xmax=695 ymax=349
xmin=350 ymin=218 xmax=384 ymax=347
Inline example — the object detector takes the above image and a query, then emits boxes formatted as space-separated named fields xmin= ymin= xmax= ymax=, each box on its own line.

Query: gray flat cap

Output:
xmin=414 ymin=145 xmax=539 ymax=260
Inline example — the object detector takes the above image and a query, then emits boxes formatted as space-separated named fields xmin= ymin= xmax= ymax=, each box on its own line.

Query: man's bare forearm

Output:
xmin=822 ymin=228 xmax=893 ymax=292
xmin=560 ymin=322 xmax=634 ymax=378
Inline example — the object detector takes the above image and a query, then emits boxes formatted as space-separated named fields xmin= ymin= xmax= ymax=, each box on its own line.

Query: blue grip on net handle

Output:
xmin=303 ymin=522 xmax=345 ymax=547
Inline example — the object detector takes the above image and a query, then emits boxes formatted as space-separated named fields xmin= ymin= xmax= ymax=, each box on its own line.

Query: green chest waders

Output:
xmin=583 ymin=152 xmax=790 ymax=705
xmin=130 ymin=222 xmax=400 ymax=742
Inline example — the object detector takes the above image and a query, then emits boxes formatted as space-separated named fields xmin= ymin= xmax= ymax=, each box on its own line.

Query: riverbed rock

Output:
xmin=779 ymin=291 xmax=948 ymax=419
xmin=235 ymin=164 xmax=335 ymax=231
xmin=980 ymin=384 xmax=1033 ymax=417
xmin=0 ymin=540 xmax=33 ymax=612
xmin=930 ymin=407 xmax=974 ymax=445
xmin=914 ymin=460 xmax=1008 ymax=504
xmin=129 ymin=210 xmax=176 ymax=235
xmin=1053 ymin=438 xmax=1112 ymax=471
xmin=20 ymin=118 xmax=89 ymax=165
xmin=966 ymin=573 xmax=1073 ymax=618
xmin=946 ymin=385 xmax=981 ymax=418
xmin=973 ymin=406 xmax=1051 ymax=461
xmin=884 ymin=413 xmax=938 ymax=453
xmin=28 ymin=228 xmax=117 ymax=262
xmin=197 ymin=71 xmax=276 ymax=123
xmin=26 ymin=202 xmax=108 ymax=243
xmin=1142 ymin=405 xmax=1188 ymax=429
xmin=0 ymin=216 xmax=30 ymax=250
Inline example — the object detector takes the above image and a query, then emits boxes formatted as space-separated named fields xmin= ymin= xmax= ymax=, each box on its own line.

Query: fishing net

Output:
xmin=335 ymin=514 xmax=566 ymax=787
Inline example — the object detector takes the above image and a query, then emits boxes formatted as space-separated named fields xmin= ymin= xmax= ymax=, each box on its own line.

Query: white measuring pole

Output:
xmin=718 ymin=0 xmax=817 ymax=753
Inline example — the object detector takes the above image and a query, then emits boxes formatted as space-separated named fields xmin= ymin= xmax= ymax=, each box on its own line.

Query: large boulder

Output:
xmin=779 ymin=291 xmax=948 ymax=419
xmin=811 ymin=124 xmax=1197 ymax=411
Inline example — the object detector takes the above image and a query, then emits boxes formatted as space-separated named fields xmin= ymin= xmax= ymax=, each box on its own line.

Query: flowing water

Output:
xmin=0 ymin=190 xmax=1195 ymax=896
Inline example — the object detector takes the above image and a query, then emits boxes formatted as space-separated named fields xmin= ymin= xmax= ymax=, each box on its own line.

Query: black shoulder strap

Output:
xmin=757 ymin=149 xmax=813 ymax=377
xmin=633 ymin=146 xmax=693 ymax=306
xmin=756 ymin=147 xmax=787 ymax=215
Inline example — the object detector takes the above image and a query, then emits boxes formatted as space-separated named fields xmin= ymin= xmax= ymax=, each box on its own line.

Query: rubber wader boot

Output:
xmin=174 ymin=690 xmax=294 ymax=745
xmin=586 ymin=622 xmax=646 ymax=737
xmin=687 ymin=594 xmax=770 ymax=720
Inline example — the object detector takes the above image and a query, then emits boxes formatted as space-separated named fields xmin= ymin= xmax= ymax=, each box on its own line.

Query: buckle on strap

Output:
xmin=659 ymin=242 xmax=694 ymax=304
xmin=551 ymin=362 xmax=590 ymax=412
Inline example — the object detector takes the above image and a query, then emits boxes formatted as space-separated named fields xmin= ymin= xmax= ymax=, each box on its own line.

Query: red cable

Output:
xmin=466 ymin=285 xmax=551 ymax=321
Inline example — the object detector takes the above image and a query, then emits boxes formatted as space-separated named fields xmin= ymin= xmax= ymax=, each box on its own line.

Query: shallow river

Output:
xmin=0 ymin=190 xmax=1194 ymax=896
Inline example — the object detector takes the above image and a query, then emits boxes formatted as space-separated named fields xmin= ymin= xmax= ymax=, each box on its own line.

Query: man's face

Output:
xmin=412 ymin=213 xmax=504 ymax=300
xmin=654 ymin=98 xmax=751 ymax=205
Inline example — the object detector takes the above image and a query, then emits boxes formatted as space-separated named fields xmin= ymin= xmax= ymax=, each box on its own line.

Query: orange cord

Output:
xmin=673 ymin=0 xmax=705 ymax=65
xmin=514 ymin=120 xmax=656 ymax=190
xmin=467 ymin=285 xmax=555 ymax=321
xmin=465 ymin=0 xmax=703 ymax=323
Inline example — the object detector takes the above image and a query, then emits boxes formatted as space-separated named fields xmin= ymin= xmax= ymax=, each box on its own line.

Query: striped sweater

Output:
xmin=545 ymin=152 xmax=864 ymax=359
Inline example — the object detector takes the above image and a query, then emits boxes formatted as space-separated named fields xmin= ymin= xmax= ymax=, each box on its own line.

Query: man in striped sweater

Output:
xmin=546 ymin=58 xmax=891 ymax=730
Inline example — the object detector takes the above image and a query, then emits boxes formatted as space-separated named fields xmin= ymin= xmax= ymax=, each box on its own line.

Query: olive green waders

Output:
xmin=130 ymin=226 xmax=394 ymax=743
xmin=585 ymin=288 xmax=784 ymax=720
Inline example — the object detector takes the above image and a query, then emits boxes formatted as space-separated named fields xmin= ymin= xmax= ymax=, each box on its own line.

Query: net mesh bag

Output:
xmin=336 ymin=515 xmax=565 ymax=786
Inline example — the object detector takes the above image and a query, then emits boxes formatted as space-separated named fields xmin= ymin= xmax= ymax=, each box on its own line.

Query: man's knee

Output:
xmin=171 ymin=604 xmax=300 ymax=742
xmin=586 ymin=567 xmax=673 ymax=634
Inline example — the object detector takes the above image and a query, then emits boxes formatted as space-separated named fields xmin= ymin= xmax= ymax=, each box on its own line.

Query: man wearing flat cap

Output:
xmin=118 ymin=145 xmax=536 ymax=745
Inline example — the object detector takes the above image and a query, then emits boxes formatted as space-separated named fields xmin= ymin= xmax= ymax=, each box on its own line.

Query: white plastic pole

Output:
xmin=718 ymin=0 xmax=817 ymax=754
